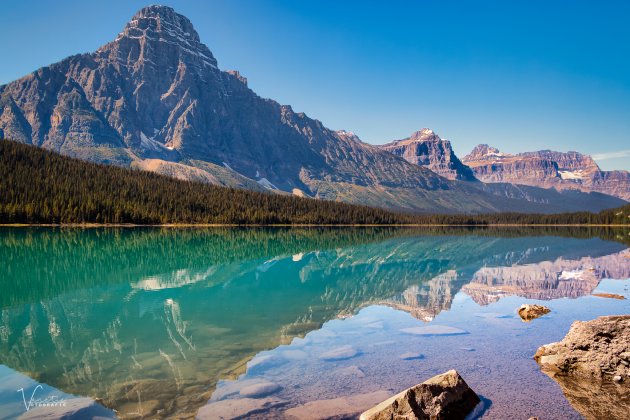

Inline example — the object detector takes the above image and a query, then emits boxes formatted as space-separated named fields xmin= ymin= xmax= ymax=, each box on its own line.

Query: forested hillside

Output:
xmin=0 ymin=140 xmax=628 ymax=225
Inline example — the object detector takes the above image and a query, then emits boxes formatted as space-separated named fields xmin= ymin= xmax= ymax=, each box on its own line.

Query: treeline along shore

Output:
xmin=1 ymin=140 xmax=629 ymax=226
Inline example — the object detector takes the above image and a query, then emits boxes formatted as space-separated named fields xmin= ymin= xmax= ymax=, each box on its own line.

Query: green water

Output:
xmin=0 ymin=227 xmax=629 ymax=419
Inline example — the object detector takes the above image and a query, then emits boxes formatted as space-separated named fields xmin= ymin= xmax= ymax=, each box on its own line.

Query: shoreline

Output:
xmin=0 ymin=223 xmax=628 ymax=228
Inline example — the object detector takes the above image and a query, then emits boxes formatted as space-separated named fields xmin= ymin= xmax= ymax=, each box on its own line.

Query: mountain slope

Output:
xmin=463 ymin=144 xmax=630 ymax=201
xmin=0 ymin=5 xmax=625 ymax=214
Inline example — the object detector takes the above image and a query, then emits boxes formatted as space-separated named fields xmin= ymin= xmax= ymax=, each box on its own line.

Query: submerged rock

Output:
xmin=359 ymin=370 xmax=480 ymax=420
xmin=400 ymin=325 xmax=468 ymax=336
xmin=592 ymin=292 xmax=626 ymax=300
xmin=517 ymin=304 xmax=550 ymax=321
xmin=238 ymin=381 xmax=281 ymax=398
xmin=197 ymin=397 xmax=287 ymax=419
xmin=534 ymin=315 xmax=630 ymax=419
xmin=319 ymin=345 xmax=359 ymax=361
xmin=399 ymin=352 xmax=425 ymax=360
xmin=285 ymin=390 xmax=391 ymax=420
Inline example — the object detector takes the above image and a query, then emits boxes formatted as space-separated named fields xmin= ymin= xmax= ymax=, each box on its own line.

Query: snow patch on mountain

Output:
xmin=559 ymin=170 xmax=584 ymax=180
xmin=257 ymin=178 xmax=278 ymax=190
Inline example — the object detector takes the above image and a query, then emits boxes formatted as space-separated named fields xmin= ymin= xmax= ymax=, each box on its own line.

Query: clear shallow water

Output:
xmin=0 ymin=228 xmax=629 ymax=419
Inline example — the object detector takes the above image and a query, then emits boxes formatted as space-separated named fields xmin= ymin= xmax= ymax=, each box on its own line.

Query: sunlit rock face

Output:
xmin=534 ymin=315 xmax=630 ymax=419
xmin=0 ymin=6 xmax=625 ymax=213
xmin=463 ymin=145 xmax=630 ymax=201
xmin=461 ymin=249 xmax=630 ymax=305
xmin=0 ymin=6 xmax=466 ymax=212
xmin=379 ymin=129 xmax=477 ymax=181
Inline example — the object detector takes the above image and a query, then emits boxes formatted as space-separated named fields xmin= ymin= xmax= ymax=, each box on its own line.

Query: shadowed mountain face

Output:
xmin=0 ymin=5 xmax=625 ymax=214
xmin=0 ymin=227 xmax=628 ymax=418
xmin=463 ymin=144 xmax=630 ymax=202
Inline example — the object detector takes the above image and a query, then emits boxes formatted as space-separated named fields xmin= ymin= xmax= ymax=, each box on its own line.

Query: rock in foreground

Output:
xmin=534 ymin=315 xmax=630 ymax=380
xmin=518 ymin=304 xmax=550 ymax=321
xmin=534 ymin=315 xmax=630 ymax=420
xmin=359 ymin=370 xmax=480 ymax=420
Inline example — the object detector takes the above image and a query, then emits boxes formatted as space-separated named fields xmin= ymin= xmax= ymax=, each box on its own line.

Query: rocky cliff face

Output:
xmin=463 ymin=145 xmax=630 ymax=201
xmin=0 ymin=5 xmax=625 ymax=213
xmin=379 ymin=129 xmax=476 ymax=181
xmin=0 ymin=6 xmax=450 ymax=203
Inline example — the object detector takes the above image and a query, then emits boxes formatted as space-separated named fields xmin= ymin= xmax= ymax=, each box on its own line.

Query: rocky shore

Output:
xmin=534 ymin=315 xmax=630 ymax=419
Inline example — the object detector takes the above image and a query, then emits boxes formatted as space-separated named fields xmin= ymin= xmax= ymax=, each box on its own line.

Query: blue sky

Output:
xmin=1 ymin=0 xmax=629 ymax=170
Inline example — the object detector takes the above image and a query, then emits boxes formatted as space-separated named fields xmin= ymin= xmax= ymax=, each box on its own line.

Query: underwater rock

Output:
xmin=319 ymin=345 xmax=358 ymax=361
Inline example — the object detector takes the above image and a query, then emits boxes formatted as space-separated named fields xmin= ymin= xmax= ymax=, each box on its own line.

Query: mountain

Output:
xmin=377 ymin=129 xmax=627 ymax=211
xmin=0 ymin=5 xmax=625 ymax=214
xmin=463 ymin=145 xmax=630 ymax=201
xmin=379 ymin=128 xmax=476 ymax=181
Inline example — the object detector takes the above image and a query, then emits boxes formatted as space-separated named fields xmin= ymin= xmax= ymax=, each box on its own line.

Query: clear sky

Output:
xmin=1 ymin=0 xmax=629 ymax=170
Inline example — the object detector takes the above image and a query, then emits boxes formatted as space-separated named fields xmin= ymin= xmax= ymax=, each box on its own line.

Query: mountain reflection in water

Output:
xmin=0 ymin=227 xmax=628 ymax=419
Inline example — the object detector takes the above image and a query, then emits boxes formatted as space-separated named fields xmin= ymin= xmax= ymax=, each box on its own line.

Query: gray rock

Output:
xmin=359 ymin=369 xmax=480 ymax=420
xmin=238 ymin=381 xmax=281 ymax=398
xmin=400 ymin=325 xmax=468 ymax=336
xmin=399 ymin=352 xmax=425 ymax=360
xmin=334 ymin=365 xmax=366 ymax=377
xmin=319 ymin=345 xmax=359 ymax=361
xmin=285 ymin=390 xmax=391 ymax=420
xmin=197 ymin=397 xmax=287 ymax=419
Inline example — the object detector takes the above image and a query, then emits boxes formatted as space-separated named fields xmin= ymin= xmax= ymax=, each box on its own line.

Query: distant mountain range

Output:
xmin=0 ymin=5 xmax=627 ymax=213
xmin=462 ymin=145 xmax=630 ymax=201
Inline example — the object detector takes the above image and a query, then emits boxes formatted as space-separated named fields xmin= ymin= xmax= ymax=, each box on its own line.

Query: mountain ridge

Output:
xmin=0 ymin=5 xmax=626 ymax=214
xmin=463 ymin=144 xmax=630 ymax=201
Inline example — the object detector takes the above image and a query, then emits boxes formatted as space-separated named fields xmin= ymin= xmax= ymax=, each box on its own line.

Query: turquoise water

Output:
xmin=0 ymin=228 xmax=629 ymax=419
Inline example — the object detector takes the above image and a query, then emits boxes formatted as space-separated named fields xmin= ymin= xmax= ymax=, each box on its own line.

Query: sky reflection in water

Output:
xmin=0 ymin=228 xmax=628 ymax=419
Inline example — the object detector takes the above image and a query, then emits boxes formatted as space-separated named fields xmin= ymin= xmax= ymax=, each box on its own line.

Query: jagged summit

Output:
xmin=380 ymin=129 xmax=477 ymax=181
xmin=462 ymin=144 xmax=504 ymax=162
xmin=126 ymin=5 xmax=200 ymax=43
xmin=106 ymin=4 xmax=218 ymax=69
xmin=410 ymin=128 xmax=437 ymax=139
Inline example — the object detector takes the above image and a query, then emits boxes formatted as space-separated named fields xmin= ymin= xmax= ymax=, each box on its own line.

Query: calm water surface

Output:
xmin=0 ymin=228 xmax=629 ymax=419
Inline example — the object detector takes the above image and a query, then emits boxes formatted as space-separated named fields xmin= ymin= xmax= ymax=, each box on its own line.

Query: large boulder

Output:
xmin=534 ymin=315 xmax=630 ymax=380
xmin=534 ymin=315 xmax=630 ymax=419
xmin=359 ymin=370 xmax=480 ymax=420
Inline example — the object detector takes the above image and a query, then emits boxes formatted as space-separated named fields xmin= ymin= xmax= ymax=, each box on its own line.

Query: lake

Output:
xmin=0 ymin=227 xmax=629 ymax=419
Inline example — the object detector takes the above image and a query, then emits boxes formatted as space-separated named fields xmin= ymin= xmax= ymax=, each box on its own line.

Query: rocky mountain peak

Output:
xmin=125 ymin=5 xmax=200 ymax=43
xmin=335 ymin=130 xmax=362 ymax=143
xmin=379 ymin=129 xmax=477 ymax=181
xmin=462 ymin=144 xmax=504 ymax=162
xmin=410 ymin=128 xmax=439 ymax=141
xmin=107 ymin=4 xmax=218 ymax=69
